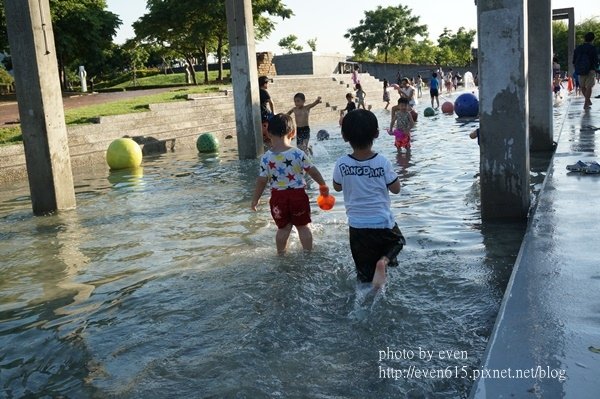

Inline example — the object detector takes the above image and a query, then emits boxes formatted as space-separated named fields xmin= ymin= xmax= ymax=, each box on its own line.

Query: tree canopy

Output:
xmin=134 ymin=0 xmax=292 ymax=83
xmin=0 ymin=0 xmax=121 ymax=88
xmin=436 ymin=27 xmax=476 ymax=66
xmin=50 ymin=0 xmax=121 ymax=88
xmin=278 ymin=35 xmax=302 ymax=53
xmin=344 ymin=4 xmax=427 ymax=63
xmin=553 ymin=17 xmax=600 ymax=72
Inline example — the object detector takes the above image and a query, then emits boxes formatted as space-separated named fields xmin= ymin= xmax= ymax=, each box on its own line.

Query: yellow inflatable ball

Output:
xmin=106 ymin=138 xmax=143 ymax=170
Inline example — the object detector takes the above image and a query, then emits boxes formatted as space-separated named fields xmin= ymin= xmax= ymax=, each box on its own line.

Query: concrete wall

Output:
xmin=273 ymin=52 xmax=347 ymax=75
xmin=312 ymin=53 xmax=348 ymax=75
xmin=360 ymin=62 xmax=478 ymax=84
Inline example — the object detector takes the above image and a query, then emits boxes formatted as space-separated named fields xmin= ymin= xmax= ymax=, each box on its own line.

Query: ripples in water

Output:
xmin=0 ymin=101 xmax=563 ymax=397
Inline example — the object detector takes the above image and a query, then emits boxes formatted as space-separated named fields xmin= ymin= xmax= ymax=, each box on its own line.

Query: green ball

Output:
xmin=106 ymin=138 xmax=142 ymax=170
xmin=196 ymin=133 xmax=219 ymax=153
xmin=424 ymin=107 xmax=435 ymax=117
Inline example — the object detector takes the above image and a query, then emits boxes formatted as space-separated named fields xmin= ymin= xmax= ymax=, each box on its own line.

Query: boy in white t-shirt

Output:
xmin=332 ymin=109 xmax=406 ymax=289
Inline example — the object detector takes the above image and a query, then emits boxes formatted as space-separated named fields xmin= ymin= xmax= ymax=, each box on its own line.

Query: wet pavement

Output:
xmin=471 ymin=87 xmax=600 ymax=398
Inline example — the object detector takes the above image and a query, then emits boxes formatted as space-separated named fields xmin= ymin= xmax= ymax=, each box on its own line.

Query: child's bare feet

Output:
xmin=372 ymin=257 xmax=388 ymax=289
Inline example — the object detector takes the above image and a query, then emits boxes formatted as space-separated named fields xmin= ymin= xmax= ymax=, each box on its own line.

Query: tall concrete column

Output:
xmin=4 ymin=0 xmax=76 ymax=215
xmin=225 ymin=0 xmax=263 ymax=160
xmin=528 ymin=0 xmax=553 ymax=152
xmin=477 ymin=0 xmax=530 ymax=220
xmin=567 ymin=9 xmax=575 ymax=77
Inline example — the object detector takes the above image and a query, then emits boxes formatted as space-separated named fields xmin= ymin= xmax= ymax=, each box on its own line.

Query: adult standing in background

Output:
xmin=259 ymin=76 xmax=274 ymax=147
xmin=573 ymin=32 xmax=599 ymax=110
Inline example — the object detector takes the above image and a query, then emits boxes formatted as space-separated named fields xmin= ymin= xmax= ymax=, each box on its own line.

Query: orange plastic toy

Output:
xmin=317 ymin=194 xmax=335 ymax=210
xmin=317 ymin=184 xmax=335 ymax=210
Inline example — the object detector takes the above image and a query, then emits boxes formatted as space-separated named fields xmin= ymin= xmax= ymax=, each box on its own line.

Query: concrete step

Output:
xmin=0 ymin=73 xmax=382 ymax=173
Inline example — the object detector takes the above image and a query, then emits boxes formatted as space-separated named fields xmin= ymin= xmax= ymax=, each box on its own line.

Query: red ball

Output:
xmin=441 ymin=101 xmax=454 ymax=114
xmin=317 ymin=194 xmax=335 ymax=210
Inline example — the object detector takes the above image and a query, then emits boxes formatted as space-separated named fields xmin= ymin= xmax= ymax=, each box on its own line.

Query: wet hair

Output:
xmin=346 ymin=93 xmax=354 ymax=100
xmin=398 ymin=97 xmax=409 ymax=105
xmin=258 ymin=76 xmax=269 ymax=86
xmin=267 ymin=113 xmax=295 ymax=137
xmin=383 ymin=79 xmax=388 ymax=88
xmin=341 ymin=109 xmax=379 ymax=150
xmin=432 ymin=72 xmax=438 ymax=78
xmin=584 ymin=32 xmax=595 ymax=42
xmin=294 ymin=92 xmax=306 ymax=101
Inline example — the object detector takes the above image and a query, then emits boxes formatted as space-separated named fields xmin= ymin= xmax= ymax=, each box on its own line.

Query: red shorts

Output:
xmin=269 ymin=188 xmax=311 ymax=228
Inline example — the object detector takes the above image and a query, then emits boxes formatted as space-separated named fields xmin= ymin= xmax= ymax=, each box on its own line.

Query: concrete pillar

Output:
xmin=225 ymin=0 xmax=263 ymax=160
xmin=477 ymin=0 xmax=530 ymax=220
xmin=528 ymin=0 xmax=553 ymax=152
xmin=4 ymin=0 xmax=76 ymax=215
xmin=567 ymin=9 xmax=575 ymax=78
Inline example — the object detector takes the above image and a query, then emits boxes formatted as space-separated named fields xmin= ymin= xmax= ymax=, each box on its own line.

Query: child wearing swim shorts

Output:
xmin=251 ymin=114 xmax=329 ymax=255
xmin=388 ymin=97 xmax=415 ymax=151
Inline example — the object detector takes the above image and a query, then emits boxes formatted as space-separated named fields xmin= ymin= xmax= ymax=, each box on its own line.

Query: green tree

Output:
xmin=307 ymin=38 xmax=317 ymax=52
xmin=437 ymin=27 xmax=476 ymax=66
xmin=278 ymin=35 xmax=303 ymax=53
xmin=0 ymin=0 xmax=120 ymax=88
xmin=134 ymin=0 xmax=292 ymax=84
xmin=344 ymin=4 xmax=427 ymax=63
xmin=553 ymin=17 xmax=600 ymax=73
xmin=122 ymin=39 xmax=150 ymax=86
xmin=0 ymin=1 xmax=7 ymax=53
xmin=552 ymin=21 xmax=569 ymax=71
xmin=50 ymin=0 xmax=121 ymax=89
xmin=410 ymin=39 xmax=438 ymax=65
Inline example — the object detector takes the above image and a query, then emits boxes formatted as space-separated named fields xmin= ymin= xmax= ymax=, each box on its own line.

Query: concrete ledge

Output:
xmin=0 ymin=74 xmax=383 ymax=185
xmin=470 ymin=90 xmax=600 ymax=398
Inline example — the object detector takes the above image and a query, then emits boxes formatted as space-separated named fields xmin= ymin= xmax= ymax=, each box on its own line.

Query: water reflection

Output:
xmin=0 ymin=101 xmax=569 ymax=397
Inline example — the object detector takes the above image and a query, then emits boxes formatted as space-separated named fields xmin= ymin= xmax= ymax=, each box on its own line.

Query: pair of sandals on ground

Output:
xmin=566 ymin=160 xmax=600 ymax=174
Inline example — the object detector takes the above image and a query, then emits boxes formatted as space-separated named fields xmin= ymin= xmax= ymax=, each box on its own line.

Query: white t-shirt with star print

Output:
xmin=259 ymin=148 xmax=312 ymax=190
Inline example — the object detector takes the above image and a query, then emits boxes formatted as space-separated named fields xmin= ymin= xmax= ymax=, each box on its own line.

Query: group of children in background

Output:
xmin=253 ymin=67 xmax=485 ymax=290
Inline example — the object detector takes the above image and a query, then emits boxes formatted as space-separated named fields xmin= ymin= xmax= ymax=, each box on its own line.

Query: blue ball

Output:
xmin=454 ymin=93 xmax=479 ymax=118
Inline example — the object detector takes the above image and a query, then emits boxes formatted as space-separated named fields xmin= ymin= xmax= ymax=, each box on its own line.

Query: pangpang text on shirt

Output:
xmin=338 ymin=163 xmax=385 ymax=178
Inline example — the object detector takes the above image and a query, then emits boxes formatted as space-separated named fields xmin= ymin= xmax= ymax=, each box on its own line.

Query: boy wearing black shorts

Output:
xmin=332 ymin=109 xmax=406 ymax=289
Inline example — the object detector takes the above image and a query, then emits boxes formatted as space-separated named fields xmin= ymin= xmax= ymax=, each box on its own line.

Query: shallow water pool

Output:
xmin=0 ymin=98 xmax=564 ymax=398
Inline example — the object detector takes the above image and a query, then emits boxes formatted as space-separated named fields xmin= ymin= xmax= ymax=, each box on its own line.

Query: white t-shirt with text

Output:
xmin=333 ymin=153 xmax=398 ymax=229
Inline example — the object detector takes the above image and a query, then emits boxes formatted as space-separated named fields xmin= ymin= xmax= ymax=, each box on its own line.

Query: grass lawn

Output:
xmin=109 ymin=71 xmax=229 ymax=89
xmin=0 ymin=85 xmax=222 ymax=145
xmin=0 ymin=126 xmax=22 ymax=145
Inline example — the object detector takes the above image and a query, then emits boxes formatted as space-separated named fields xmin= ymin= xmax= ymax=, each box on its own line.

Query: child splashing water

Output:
xmin=287 ymin=93 xmax=322 ymax=154
xmin=388 ymin=97 xmax=415 ymax=151
xmin=333 ymin=109 xmax=406 ymax=290
xmin=251 ymin=114 xmax=329 ymax=255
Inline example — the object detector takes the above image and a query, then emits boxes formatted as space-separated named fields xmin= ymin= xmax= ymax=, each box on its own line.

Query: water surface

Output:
xmin=0 ymin=100 xmax=564 ymax=398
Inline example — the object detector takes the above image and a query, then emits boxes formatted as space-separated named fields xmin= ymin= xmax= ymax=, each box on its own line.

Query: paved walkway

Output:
xmin=471 ymin=86 xmax=600 ymax=398
xmin=0 ymin=87 xmax=177 ymax=126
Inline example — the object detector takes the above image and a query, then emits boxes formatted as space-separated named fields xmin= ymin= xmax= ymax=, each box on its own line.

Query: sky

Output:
xmin=106 ymin=0 xmax=600 ymax=56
